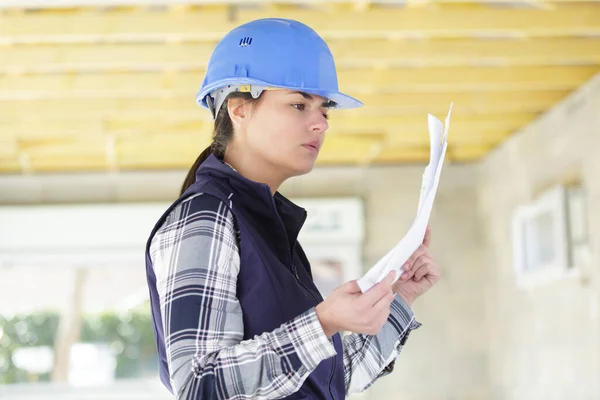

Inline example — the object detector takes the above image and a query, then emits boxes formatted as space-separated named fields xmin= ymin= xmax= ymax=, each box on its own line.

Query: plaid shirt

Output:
xmin=150 ymin=192 xmax=421 ymax=399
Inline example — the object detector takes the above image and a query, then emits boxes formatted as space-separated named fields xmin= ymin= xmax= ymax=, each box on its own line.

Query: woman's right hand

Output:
xmin=315 ymin=271 xmax=397 ymax=337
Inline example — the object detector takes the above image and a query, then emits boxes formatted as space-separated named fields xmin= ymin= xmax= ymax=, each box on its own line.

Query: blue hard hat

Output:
xmin=196 ymin=18 xmax=363 ymax=118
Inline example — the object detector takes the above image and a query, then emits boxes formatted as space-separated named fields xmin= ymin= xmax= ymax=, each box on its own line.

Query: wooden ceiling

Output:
xmin=1 ymin=0 xmax=599 ymax=173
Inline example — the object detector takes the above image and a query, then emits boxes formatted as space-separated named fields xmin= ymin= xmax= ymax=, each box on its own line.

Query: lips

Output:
xmin=303 ymin=141 xmax=320 ymax=151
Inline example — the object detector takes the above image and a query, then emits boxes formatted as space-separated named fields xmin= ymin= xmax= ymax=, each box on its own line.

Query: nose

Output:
xmin=311 ymin=112 xmax=329 ymax=134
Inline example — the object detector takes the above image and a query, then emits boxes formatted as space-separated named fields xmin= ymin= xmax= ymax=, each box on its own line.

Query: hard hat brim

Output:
xmin=197 ymin=78 xmax=363 ymax=111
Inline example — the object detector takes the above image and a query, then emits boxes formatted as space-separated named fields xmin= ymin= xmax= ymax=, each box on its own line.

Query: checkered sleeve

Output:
xmin=149 ymin=193 xmax=337 ymax=400
xmin=342 ymin=294 xmax=422 ymax=395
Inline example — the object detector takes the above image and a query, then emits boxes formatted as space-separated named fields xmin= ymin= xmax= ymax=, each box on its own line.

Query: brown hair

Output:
xmin=180 ymin=92 xmax=258 ymax=195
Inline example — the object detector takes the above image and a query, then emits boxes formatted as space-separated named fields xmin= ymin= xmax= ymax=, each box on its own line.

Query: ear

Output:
xmin=227 ymin=97 xmax=251 ymax=127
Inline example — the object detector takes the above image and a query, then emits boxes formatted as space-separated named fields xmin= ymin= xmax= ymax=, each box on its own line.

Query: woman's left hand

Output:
xmin=392 ymin=225 xmax=441 ymax=306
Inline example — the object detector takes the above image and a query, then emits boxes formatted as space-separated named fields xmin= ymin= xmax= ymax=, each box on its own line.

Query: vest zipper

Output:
xmin=291 ymin=264 xmax=320 ymax=305
xmin=291 ymin=263 xmax=337 ymax=400
xmin=291 ymin=264 xmax=301 ymax=281
xmin=267 ymin=191 xmax=337 ymax=399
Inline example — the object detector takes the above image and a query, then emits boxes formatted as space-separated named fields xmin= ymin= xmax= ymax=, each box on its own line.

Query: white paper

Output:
xmin=357 ymin=103 xmax=453 ymax=293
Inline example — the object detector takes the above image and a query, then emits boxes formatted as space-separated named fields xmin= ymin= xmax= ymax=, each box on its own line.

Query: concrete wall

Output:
xmin=477 ymin=72 xmax=600 ymax=399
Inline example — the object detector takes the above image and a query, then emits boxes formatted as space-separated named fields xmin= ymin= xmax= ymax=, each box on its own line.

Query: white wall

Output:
xmin=477 ymin=72 xmax=600 ymax=399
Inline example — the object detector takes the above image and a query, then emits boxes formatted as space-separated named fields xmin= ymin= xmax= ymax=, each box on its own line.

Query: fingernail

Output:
xmin=402 ymin=272 xmax=409 ymax=280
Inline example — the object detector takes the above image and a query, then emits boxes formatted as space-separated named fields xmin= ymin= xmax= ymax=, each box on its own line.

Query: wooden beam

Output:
xmin=380 ymin=130 xmax=510 ymax=146
xmin=23 ymin=153 xmax=109 ymax=171
xmin=373 ymin=143 xmax=492 ymax=163
xmin=1 ymin=0 xmax=599 ymax=10
xmin=2 ymin=111 xmax=535 ymax=138
xmin=332 ymin=113 xmax=534 ymax=135
xmin=116 ymin=147 xmax=204 ymax=170
xmin=4 ymin=131 xmax=511 ymax=162
xmin=447 ymin=143 xmax=496 ymax=162
xmin=1 ymin=65 xmax=595 ymax=92
xmin=4 ymin=38 xmax=600 ymax=68
xmin=0 ymin=159 xmax=20 ymax=173
xmin=0 ymin=139 xmax=19 ymax=158
xmin=1 ymin=4 xmax=599 ymax=38
xmin=116 ymin=141 xmax=201 ymax=159
xmin=371 ymin=145 xmax=432 ymax=164
xmin=6 ymin=144 xmax=496 ymax=172
xmin=0 ymin=90 xmax=570 ymax=117
xmin=11 ymin=131 xmax=504 ymax=172
xmin=18 ymin=138 xmax=106 ymax=156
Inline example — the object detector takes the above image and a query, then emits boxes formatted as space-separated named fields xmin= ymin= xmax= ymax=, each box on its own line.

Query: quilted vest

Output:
xmin=145 ymin=154 xmax=345 ymax=399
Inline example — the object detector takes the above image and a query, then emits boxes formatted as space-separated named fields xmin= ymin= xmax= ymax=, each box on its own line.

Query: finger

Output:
xmin=402 ymin=245 xmax=426 ymax=272
xmin=342 ymin=280 xmax=362 ymax=294
xmin=413 ymin=263 xmax=432 ymax=282
xmin=423 ymin=225 xmax=432 ymax=247
xmin=424 ymin=262 xmax=441 ymax=282
xmin=401 ymin=254 xmax=430 ymax=280
xmin=385 ymin=270 xmax=397 ymax=285
xmin=361 ymin=271 xmax=396 ymax=306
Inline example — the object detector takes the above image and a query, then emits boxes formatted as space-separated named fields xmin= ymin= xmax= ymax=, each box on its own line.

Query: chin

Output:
xmin=289 ymin=158 xmax=316 ymax=177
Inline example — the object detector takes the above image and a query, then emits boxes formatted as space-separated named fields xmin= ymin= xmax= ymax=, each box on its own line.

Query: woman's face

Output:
xmin=238 ymin=89 xmax=331 ymax=178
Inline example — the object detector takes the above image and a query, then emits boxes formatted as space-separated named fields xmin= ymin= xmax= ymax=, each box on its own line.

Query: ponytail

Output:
xmin=180 ymin=145 xmax=213 ymax=196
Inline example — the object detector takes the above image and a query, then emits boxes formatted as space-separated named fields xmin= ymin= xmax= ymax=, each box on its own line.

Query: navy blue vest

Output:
xmin=145 ymin=154 xmax=345 ymax=399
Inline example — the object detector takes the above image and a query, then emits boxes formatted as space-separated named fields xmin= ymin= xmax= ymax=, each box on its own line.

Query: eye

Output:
xmin=292 ymin=103 xmax=328 ymax=120
xmin=292 ymin=104 xmax=306 ymax=111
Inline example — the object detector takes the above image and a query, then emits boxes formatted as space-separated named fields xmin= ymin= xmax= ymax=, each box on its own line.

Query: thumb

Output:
xmin=383 ymin=270 xmax=397 ymax=285
xmin=423 ymin=225 xmax=432 ymax=247
xmin=342 ymin=280 xmax=362 ymax=294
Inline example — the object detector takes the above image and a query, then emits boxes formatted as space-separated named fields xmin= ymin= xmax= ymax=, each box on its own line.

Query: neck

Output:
xmin=223 ymin=146 xmax=287 ymax=196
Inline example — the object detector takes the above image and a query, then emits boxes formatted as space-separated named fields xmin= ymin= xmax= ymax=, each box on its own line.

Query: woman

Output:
xmin=144 ymin=18 xmax=440 ymax=399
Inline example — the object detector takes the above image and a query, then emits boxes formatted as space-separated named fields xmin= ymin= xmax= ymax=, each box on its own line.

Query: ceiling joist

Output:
xmin=1 ymin=4 xmax=599 ymax=38
xmin=0 ymin=90 xmax=571 ymax=114
xmin=4 ymin=37 xmax=600 ymax=68
xmin=1 ymin=65 xmax=596 ymax=92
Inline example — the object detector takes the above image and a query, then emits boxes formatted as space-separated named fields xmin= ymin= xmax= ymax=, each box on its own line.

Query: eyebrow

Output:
xmin=288 ymin=91 xmax=335 ymax=108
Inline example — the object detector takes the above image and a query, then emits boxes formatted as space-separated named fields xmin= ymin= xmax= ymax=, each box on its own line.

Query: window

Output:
xmin=512 ymin=183 xmax=588 ymax=287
